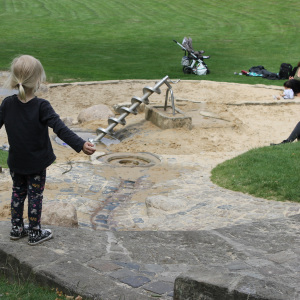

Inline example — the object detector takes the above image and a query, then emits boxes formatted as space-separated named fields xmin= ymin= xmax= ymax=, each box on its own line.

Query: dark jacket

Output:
xmin=0 ymin=95 xmax=85 ymax=174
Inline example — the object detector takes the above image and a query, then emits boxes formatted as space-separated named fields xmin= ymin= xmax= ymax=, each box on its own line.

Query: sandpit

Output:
xmin=0 ymin=74 xmax=298 ymax=163
xmin=1 ymin=73 xmax=300 ymax=226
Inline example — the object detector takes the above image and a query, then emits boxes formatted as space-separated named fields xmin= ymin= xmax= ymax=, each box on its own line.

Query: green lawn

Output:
xmin=211 ymin=143 xmax=300 ymax=202
xmin=0 ymin=275 xmax=77 ymax=300
xmin=0 ymin=150 xmax=8 ymax=168
xmin=0 ymin=0 xmax=299 ymax=85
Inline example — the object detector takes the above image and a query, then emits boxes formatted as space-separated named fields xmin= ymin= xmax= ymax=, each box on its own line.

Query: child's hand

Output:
xmin=82 ymin=142 xmax=96 ymax=155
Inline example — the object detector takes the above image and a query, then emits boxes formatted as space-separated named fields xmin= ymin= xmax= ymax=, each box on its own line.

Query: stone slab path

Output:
xmin=0 ymin=153 xmax=300 ymax=299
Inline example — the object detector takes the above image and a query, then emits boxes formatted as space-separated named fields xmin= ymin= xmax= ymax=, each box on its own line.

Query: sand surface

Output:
xmin=1 ymin=73 xmax=300 ymax=225
xmin=0 ymin=73 xmax=299 ymax=165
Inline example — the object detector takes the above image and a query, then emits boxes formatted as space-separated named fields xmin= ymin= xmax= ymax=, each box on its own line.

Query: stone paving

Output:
xmin=1 ymin=150 xmax=300 ymax=299
xmin=43 ymin=153 xmax=300 ymax=232
xmin=0 ymin=151 xmax=300 ymax=300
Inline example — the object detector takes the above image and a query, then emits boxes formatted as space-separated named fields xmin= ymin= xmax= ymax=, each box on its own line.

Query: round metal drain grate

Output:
xmin=97 ymin=152 xmax=161 ymax=167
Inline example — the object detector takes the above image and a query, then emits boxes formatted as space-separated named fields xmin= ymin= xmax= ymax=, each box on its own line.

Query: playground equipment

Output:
xmin=89 ymin=75 xmax=179 ymax=144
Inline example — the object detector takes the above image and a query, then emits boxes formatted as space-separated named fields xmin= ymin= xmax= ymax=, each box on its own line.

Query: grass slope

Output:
xmin=211 ymin=143 xmax=300 ymax=202
xmin=0 ymin=0 xmax=299 ymax=84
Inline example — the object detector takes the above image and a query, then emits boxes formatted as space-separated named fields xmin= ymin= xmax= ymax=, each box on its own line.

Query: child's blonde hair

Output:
xmin=6 ymin=55 xmax=46 ymax=101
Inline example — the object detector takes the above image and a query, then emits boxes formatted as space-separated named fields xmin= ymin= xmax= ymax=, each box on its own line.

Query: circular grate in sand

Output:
xmin=97 ymin=152 xmax=161 ymax=167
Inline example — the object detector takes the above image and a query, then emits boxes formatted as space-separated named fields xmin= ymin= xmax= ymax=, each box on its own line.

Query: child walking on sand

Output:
xmin=0 ymin=55 xmax=96 ymax=245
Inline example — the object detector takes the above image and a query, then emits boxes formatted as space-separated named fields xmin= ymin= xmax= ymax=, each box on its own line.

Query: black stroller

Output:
xmin=173 ymin=37 xmax=210 ymax=75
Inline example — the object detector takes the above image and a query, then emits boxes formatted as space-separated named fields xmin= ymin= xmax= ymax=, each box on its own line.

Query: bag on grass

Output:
xmin=195 ymin=61 xmax=207 ymax=75
xmin=279 ymin=63 xmax=293 ymax=79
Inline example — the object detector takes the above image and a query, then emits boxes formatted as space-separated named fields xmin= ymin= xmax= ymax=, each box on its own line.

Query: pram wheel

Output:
xmin=206 ymin=68 xmax=210 ymax=74
xmin=183 ymin=66 xmax=192 ymax=74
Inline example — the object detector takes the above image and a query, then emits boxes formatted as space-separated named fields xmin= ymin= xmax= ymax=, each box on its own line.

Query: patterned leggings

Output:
xmin=10 ymin=169 xmax=46 ymax=229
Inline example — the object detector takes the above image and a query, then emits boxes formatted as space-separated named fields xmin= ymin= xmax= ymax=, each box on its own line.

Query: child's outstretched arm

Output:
xmin=82 ymin=141 xmax=96 ymax=155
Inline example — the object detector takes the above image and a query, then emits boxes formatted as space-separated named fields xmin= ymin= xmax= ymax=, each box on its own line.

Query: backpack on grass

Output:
xmin=279 ymin=63 xmax=293 ymax=79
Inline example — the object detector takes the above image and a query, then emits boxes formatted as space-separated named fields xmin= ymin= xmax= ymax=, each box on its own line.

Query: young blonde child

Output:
xmin=0 ymin=55 xmax=96 ymax=245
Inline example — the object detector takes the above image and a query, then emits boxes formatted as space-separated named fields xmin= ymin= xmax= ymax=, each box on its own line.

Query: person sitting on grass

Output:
xmin=0 ymin=55 xmax=96 ymax=246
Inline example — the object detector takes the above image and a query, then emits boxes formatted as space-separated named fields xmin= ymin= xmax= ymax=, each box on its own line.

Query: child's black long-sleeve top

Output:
xmin=0 ymin=95 xmax=85 ymax=174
